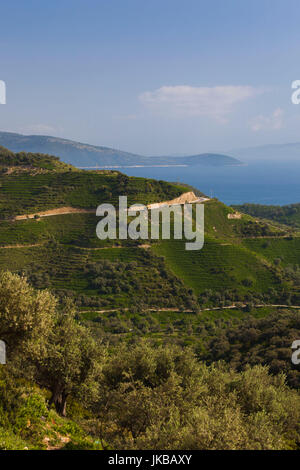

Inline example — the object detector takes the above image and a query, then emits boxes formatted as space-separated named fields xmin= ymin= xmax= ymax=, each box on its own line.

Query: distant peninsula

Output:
xmin=0 ymin=131 xmax=242 ymax=168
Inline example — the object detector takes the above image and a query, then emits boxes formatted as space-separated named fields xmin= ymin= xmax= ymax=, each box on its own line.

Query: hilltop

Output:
xmin=0 ymin=146 xmax=190 ymax=219
xmin=0 ymin=131 xmax=242 ymax=168
xmin=0 ymin=145 xmax=75 ymax=172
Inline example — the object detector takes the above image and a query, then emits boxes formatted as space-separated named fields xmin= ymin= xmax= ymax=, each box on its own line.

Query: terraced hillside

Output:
xmin=0 ymin=147 xmax=189 ymax=219
xmin=0 ymin=146 xmax=299 ymax=313
xmin=0 ymin=146 xmax=299 ymax=403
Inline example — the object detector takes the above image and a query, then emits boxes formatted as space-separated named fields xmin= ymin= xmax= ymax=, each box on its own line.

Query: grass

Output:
xmin=153 ymin=237 xmax=280 ymax=295
xmin=242 ymin=237 xmax=300 ymax=266
xmin=0 ymin=372 xmax=102 ymax=450
xmin=0 ymin=213 xmax=119 ymax=247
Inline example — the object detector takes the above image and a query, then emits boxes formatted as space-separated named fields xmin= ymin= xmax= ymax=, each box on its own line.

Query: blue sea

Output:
xmin=119 ymin=160 xmax=300 ymax=206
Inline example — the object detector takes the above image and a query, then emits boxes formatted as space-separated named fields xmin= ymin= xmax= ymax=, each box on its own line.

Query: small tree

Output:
xmin=0 ymin=271 xmax=56 ymax=353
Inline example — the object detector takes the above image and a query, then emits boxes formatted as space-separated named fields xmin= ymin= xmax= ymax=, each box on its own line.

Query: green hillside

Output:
xmin=0 ymin=147 xmax=299 ymax=450
xmin=0 ymin=145 xmax=75 ymax=172
xmin=232 ymin=202 xmax=300 ymax=228
xmin=0 ymin=147 xmax=297 ymax=311
xmin=153 ymin=238 xmax=280 ymax=296
xmin=0 ymin=147 xmax=188 ymax=219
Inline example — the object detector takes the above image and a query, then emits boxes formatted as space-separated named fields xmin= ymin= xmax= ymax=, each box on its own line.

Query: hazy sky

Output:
xmin=1 ymin=0 xmax=300 ymax=155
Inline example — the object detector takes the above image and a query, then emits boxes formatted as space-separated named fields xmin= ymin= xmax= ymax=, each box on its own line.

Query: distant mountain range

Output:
xmin=0 ymin=131 xmax=242 ymax=168
xmin=230 ymin=142 xmax=300 ymax=162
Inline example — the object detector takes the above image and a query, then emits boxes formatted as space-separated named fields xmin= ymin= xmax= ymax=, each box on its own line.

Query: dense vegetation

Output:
xmin=232 ymin=202 xmax=300 ymax=228
xmin=0 ymin=272 xmax=299 ymax=450
xmin=200 ymin=311 xmax=300 ymax=389
xmin=0 ymin=145 xmax=74 ymax=172
xmin=0 ymin=242 xmax=197 ymax=311
xmin=94 ymin=342 xmax=299 ymax=450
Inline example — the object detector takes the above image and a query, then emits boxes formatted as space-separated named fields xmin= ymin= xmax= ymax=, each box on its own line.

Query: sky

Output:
xmin=1 ymin=0 xmax=300 ymax=155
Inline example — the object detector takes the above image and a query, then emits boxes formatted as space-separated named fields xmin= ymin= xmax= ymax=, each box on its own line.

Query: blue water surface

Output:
xmin=120 ymin=160 xmax=300 ymax=206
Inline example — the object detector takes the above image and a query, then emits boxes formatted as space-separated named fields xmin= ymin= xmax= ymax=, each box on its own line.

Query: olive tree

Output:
xmin=33 ymin=309 xmax=103 ymax=416
xmin=0 ymin=271 xmax=56 ymax=354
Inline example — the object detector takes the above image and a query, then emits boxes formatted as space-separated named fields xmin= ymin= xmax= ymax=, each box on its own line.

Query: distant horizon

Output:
xmin=1 ymin=128 xmax=300 ymax=161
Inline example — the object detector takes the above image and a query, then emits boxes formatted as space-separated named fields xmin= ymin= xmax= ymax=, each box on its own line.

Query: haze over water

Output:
xmin=120 ymin=160 xmax=300 ymax=206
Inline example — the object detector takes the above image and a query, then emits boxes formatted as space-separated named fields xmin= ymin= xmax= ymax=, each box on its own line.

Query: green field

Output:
xmin=153 ymin=237 xmax=281 ymax=295
xmin=242 ymin=236 xmax=300 ymax=266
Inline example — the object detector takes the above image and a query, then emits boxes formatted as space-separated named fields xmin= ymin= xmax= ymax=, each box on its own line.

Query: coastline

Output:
xmin=80 ymin=163 xmax=245 ymax=169
xmin=80 ymin=164 xmax=188 ymax=169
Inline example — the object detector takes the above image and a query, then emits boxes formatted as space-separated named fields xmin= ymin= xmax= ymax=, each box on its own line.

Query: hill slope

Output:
xmin=0 ymin=148 xmax=299 ymax=451
xmin=0 ymin=131 xmax=242 ymax=167
xmin=0 ymin=146 xmax=298 ymax=313
xmin=232 ymin=202 xmax=300 ymax=228
xmin=0 ymin=146 xmax=190 ymax=219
